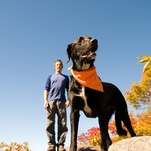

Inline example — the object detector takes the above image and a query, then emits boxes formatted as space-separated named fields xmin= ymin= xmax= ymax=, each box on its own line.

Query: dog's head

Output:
xmin=66 ymin=36 xmax=98 ymax=71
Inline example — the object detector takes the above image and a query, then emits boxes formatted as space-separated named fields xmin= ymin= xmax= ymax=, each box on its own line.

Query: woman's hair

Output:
xmin=53 ymin=59 xmax=63 ymax=68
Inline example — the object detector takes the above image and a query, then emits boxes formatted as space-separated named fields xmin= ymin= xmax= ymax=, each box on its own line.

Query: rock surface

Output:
xmin=108 ymin=136 xmax=151 ymax=151
xmin=65 ymin=145 xmax=100 ymax=151
xmin=66 ymin=136 xmax=151 ymax=151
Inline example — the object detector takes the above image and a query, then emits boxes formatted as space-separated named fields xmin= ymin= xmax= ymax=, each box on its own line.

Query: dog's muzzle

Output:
xmin=81 ymin=51 xmax=96 ymax=59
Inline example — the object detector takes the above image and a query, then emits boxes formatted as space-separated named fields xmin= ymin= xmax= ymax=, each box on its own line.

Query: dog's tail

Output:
xmin=115 ymin=112 xmax=127 ymax=136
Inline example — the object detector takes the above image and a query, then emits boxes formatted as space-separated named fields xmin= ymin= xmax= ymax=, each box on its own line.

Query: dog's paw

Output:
xmin=117 ymin=129 xmax=127 ymax=136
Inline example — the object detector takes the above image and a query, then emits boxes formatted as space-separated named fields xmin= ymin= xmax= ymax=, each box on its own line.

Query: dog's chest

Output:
xmin=75 ymin=86 xmax=93 ymax=116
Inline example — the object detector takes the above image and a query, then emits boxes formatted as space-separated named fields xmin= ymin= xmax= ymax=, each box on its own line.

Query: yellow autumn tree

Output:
xmin=125 ymin=55 xmax=151 ymax=109
xmin=0 ymin=142 xmax=31 ymax=151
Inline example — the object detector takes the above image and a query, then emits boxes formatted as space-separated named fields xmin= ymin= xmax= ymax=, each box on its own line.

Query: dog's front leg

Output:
xmin=70 ymin=109 xmax=80 ymax=151
xmin=98 ymin=113 xmax=109 ymax=151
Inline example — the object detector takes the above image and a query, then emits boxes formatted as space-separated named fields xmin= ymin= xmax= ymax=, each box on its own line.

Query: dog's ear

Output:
xmin=66 ymin=44 xmax=72 ymax=63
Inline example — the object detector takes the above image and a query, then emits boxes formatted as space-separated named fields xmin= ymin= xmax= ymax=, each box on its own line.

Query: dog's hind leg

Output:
xmin=116 ymin=104 xmax=136 ymax=137
xmin=69 ymin=109 xmax=80 ymax=151
xmin=115 ymin=111 xmax=127 ymax=136
xmin=114 ymin=91 xmax=136 ymax=137
xmin=118 ymin=110 xmax=136 ymax=137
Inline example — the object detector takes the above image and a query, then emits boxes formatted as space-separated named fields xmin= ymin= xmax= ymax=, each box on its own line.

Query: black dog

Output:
xmin=66 ymin=36 xmax=136 ymax=151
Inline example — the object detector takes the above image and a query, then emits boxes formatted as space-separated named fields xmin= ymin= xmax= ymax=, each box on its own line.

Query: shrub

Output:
xmin=0 ymin=142 xmax=31 ymax=151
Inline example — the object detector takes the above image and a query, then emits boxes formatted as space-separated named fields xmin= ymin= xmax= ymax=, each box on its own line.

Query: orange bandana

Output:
xmin=69 ymin=66 xmax=104 ymax=92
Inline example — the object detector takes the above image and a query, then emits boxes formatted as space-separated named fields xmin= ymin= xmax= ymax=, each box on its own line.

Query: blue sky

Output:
xmin=0 ymin=0 xmax=151 ymax=150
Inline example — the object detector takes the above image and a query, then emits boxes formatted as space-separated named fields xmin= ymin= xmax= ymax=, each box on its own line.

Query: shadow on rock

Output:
xmin=78 ymin=146 xmax=100 ymax=151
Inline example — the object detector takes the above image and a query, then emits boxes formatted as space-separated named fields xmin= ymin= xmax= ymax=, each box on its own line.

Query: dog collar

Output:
xmin=69 ymin=66 xmax=104 ymax=92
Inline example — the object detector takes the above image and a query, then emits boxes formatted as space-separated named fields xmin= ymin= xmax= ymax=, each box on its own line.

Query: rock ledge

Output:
xmin=66 ymin=136 xmax=151 ymax=151
xmin=109 ymin=136 xmax=151 ymax=151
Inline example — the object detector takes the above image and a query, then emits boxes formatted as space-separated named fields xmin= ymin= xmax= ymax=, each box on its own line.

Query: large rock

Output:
xmin=66 ymin=136 xmax=151 ymax=151
xmin=65 ymin=145 xmax=100 ymax=151
xmin=108 ymin=136 xmax=151 ymax=151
